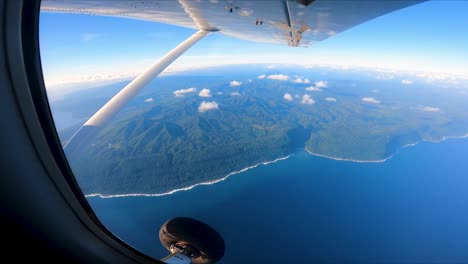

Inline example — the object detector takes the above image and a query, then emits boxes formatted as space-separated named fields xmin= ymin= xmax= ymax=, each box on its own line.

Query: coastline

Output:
xmin=304 ymin=148 xmax=392 ymax=163
xmin=86 ymin=133 xmax=468 ymax=199
xmin=85 ymin=154 xmax=293 ymax=199
xmin=305 ymin=133 xmax=468 ymax=163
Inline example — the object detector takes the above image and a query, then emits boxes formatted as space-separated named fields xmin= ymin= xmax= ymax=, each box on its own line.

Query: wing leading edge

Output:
xmin=41 ymin=0 xmax=425 ymax=47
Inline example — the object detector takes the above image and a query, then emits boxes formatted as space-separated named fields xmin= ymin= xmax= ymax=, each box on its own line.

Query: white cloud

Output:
xmin=267 ymin=74 xmax=289 ymax=81
xmin=417 ymin=73 xmax=454 ymax=81
xmin=283 ymin=93 xmax=293 ymax=101
xmin=304 ymin=80 xmax=327 ymax=91
xmin=230 ymin=80 xmax=242 ymax=87
xmin=305 ymin=86 xmax=322 ymax=92
xmin=198 ymin=101 xmax=219 ymax=113
xmin=174 ymin=87 xmax=196 ymax=97
xmin=293 ymin=77 xmax=310 ymax=84
xmin=362 ymin=97 xmax=381 ymax=104
xmin=230 ymin=92 xmax=241 ymax=96
xmin=421 ymin=106 xmax=440 ymax=112
xmin=401 ymin=79 xmax=413 ymax=85
xmin=44 ymin=53 xmax=468 ymax=89
xmin=144 ymin=98 xmax=154 ymax=103
xmin=376 ymin=74 xmax=395 ymax=80
xmin=315 ymin=81 xmax=328 ymax=88
xmin=217 ymin=92 xmax=223 ymax=95
xmin=81 ymin=33 xmax=103 ymax=42
xmin=198 ymin=88 xmax=212 ymax=97
xmin=301 ymin=94 xmax=315 ymax=105
xmin=258 ymin=74 xmax=266 ymax=79
xmin=325 ymin=97 xmax=336 ymax=102
xmin=248 ymin=79 xmax=252 ymax=83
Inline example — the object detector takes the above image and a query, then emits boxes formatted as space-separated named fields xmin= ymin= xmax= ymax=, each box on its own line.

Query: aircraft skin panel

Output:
xmin=40 ymin=0 xmax=425 ymax=46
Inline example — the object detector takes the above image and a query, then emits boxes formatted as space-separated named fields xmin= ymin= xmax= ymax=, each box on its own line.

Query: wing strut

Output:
xmin=63 ymin=30 xmax=210 ymax=154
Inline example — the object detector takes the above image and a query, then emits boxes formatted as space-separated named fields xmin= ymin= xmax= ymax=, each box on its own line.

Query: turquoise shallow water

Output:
xmin=89 ymin=138 xmax=468 ymax=263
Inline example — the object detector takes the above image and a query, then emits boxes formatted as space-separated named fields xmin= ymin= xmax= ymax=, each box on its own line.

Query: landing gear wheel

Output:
xmin=159 ymin=217 xmax=225 ymax=264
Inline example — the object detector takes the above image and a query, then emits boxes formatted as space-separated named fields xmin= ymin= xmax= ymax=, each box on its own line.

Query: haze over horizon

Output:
xmin=40 ymin=1 xmax=468 ymax=89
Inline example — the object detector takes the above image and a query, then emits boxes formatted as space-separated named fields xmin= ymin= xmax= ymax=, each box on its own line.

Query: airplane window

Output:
xmin=39 ymin=1 xmax=468 ymax=263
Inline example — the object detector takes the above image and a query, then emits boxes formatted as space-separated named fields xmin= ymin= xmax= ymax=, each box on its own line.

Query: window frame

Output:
xmin=2 ymin=0 xmax=164 ymax=262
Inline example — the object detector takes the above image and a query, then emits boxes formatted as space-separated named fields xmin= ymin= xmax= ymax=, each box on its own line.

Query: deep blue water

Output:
xmin=89 ymin=138 xmax=468 ymax=263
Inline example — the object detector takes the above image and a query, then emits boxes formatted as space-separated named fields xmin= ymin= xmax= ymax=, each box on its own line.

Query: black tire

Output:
xmin=159 ymin=217 xmax=225 ymax=264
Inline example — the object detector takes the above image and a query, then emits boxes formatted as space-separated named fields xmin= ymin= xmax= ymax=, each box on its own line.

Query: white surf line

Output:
xmin=306 ymin=133 xmax=468 ymax=163
xmin=400 ymin=133 xmax=468 ymax=148
xmin=85 ymin=154 xmax=293 ymax=199
xmin=304 ymin=148 xmax=392 ymax=163
xmin=85 ymin=133 xmax=468 ymax=198
xmin=423 ymin=133 xmax=468 ymax=143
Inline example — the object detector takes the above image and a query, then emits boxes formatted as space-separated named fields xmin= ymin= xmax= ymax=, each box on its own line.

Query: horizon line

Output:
xmin=44 ymin=61 xmax=468 ymax=90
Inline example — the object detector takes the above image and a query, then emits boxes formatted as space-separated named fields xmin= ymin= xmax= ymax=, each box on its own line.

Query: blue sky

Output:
xmin=40 ymin=1 xmax=468 ymax=88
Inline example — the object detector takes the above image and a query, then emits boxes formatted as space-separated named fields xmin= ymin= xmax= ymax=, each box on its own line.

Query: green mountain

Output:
xmin=57 ymin=66 xmax=468 ymax=195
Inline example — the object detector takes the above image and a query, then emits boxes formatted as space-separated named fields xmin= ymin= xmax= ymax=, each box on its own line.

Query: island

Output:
xmin=52 ymin=65 xmax=468 ymax=195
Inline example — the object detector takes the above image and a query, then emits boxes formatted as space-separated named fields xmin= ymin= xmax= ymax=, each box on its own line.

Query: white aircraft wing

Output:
xmin=41 ymin=0 xmax=424 ymax=47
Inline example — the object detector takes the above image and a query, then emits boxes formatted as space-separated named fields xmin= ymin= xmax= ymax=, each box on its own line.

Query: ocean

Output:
xmin=88 ymin=138 xmax=468 ymax=263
